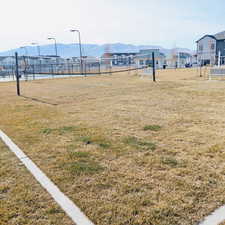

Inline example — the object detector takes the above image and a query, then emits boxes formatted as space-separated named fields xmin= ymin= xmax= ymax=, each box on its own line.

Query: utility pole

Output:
xmin=70 ymin=29 xmax=83 ymax=75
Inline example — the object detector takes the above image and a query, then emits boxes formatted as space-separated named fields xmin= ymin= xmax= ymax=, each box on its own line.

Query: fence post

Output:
xmin=152 ymin=52 xmax=156 ymax=82
xmin=98 ymin=61 xmax=101 ymax=74
xmin=15 ymin=52 xmax=20 ymax=96
xmin=32 ymin=65 xmax=35 ymax=80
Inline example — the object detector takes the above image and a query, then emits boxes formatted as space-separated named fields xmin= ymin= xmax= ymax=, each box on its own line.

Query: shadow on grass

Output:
xmin=21 ymin=95 xmax=58 ymax=106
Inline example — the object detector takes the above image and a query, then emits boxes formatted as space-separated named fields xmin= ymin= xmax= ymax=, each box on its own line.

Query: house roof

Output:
xmin=214 ymin=31 xmax=225 ymax=40
xmin=136 ymin=51 xmax=165 ymax=59
xmin=196 ymin=35 xmax=216 ymax=42
xmin=197 ymin=30 xmax=225 ymax=42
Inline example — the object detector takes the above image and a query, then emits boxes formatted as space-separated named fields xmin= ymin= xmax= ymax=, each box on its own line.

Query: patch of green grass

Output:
xmin=68 ymin=160 xmax=104 ymax=175
xmin=161 ymin=157 xmax=179 ymax=168
xmin=41 ymin=126 xmax=77 ymax=135
xmin=79 ymin=136 xmax=92 ymax=144
xmin=123 ymin=136 xmax=156 ymax=151
xmin=143 ymin=125 xmax=162 ymax=131
xmin=98 ymin=143 xmax=111 ymax=149
xmin=123 ymin=136 xmax=139 ymax=145
xmin=69 ymin=151 xmax=90 ymax=158
xmin=41 ymin=128 xmax=54 ymax=135
xmin=122 ymin=185 xmax=142 ymax=194
xmin=46 ymin=207 xmax=62 ymax=214
xmin=78 ymin=135 xmax=111 ymax=149
xmin=58 ymin=126 xmax=76 ymax=134
xmin=138 ymin=141 xmax=157 ymax=150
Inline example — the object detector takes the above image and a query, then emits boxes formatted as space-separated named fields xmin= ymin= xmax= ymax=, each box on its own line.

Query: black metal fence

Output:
xmin=0 ymin=56 xmax=149 ymax=82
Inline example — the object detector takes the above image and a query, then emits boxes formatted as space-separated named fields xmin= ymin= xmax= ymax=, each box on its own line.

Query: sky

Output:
xmin=0 ymin=0 xmax=225 ymax=51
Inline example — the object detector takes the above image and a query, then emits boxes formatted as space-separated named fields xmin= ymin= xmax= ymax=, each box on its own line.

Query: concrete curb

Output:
xmin=0 ymin=130 xmax=95 ymax=225
xmin=199 ymin=206 xmax=225 ymax=225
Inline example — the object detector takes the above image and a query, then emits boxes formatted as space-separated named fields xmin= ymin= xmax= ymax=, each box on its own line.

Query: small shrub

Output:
xmin=144 ymin=125 xmax=162 ymax=131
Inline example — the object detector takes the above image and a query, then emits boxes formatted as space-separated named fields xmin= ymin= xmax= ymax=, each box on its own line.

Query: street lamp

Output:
xmin=31 ymin=42 xmax=41 ymax=56
xmin=70 ymin=29 xmax=83 ymax=74
xmin=47 ymin=37 xmax=58 ymax=57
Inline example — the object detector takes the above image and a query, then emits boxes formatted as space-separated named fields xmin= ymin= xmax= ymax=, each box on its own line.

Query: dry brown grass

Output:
xmin=0 ymin=141 xmax=73 ymax=225
xmin=1 ymin=68 xmax=225 ymax=225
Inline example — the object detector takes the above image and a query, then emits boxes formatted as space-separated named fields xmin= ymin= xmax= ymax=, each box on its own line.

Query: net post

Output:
xmin=152 ymin=52 xmax=156 ymax=82
xmin=98 ymin=59 xmax=101 ymax=74
xmin=15 ymin=52 xmax=20 ymax=96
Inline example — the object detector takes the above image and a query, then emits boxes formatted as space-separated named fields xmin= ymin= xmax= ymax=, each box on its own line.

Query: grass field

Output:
xmin=0 ymin=141 xmax=73 ymax=225
xmin=1 ymin=68 xmax=225 ymax=225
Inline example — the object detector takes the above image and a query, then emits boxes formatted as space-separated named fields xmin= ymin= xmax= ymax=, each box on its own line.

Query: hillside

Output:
xmin=0 ymin=43 xmax=194 ymax=58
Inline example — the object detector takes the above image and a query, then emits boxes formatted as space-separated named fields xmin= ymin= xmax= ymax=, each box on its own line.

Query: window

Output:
xmin=199 ymin=45 xmax=203 ymax=51
xmin=211 ymin=43 xmax=215 ymax=50
xmin=140 ymin=60 xmax=144 ymax=65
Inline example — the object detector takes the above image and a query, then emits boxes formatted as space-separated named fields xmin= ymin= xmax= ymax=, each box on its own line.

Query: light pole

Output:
xmin=47 ymin=37 xmax=58 ymax=57
xmin=31 ymin=42 xmax=42 ymax=73
xmin=20 ymin=46 xmax=29 ymax=79
xmin=20 ymin=46 xmax=29 ymax=65
xmin=31 ymin=42 xmax=41 ymax=56
xmin=70 ymin=29 xmax=83 ymax=74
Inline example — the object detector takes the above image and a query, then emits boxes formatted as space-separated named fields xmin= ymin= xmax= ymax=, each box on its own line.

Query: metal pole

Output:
xmin=54 ymin=39 xmax=58 ymax=57
xmin=48 ymin=37 xmax=58 ymax=56
xmin=98 ymin=61 xmax=101 ymax=74
xmin=70 ymin=30 xmax=83 ymax=75
xmin=37 ymin=45 xmax=41 ymax=56
xmin=152 ymin=52 xmax=156 ymax=82
xmin=31 ymin=43 xmax=41 ymax=56
xmin=15 ymin=52 xmax=20 ymax=96
xmin=32 ymin=65 xmax=35 ymax=80
xmin=76 ymin=31 xmax=83 ymax=75
xmin=218 ymin=51 xmax=221 ymax=67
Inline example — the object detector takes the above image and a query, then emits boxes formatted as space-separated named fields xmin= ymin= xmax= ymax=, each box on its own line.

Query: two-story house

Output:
xmin=196 ymin=31 xmax=225 ymax=66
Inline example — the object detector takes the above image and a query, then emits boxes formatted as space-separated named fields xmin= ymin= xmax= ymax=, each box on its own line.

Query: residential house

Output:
xmin=167 ymin=52 xmax=192 ymax=68
xmin=101 ymin=52 xmax=137 ymax=66
xmin=196 ymin=30 xmax=225 ymax=66
xmin=135 ymin=49 xmax=166 ymax=69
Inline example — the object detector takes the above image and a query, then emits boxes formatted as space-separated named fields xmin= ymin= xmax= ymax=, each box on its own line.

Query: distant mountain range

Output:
xmin=0 ymin=43 xmax=194 ymax=58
